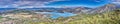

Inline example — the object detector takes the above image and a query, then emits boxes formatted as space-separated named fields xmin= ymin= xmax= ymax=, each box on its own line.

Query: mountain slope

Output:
xmin=87 ymin=4 xmax=117 ymax=14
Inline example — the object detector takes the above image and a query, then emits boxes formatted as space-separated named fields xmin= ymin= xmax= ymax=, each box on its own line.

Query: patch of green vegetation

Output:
xmin=14 ymin=9 xmax=120 ymax=24
xmin=0 ymin=16 xmax=4 ymax=22
xmin=0 ymin=16 xmax=3 ymax=19
xmin=67 ymin=9 xmax=120 ymax=24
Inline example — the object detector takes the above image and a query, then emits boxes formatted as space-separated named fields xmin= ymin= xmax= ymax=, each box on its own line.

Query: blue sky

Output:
xmin=0 ymin=0 xmax=112 ymax=8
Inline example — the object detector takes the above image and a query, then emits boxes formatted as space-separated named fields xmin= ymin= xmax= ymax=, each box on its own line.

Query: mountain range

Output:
xmin=0 ymin=3 xmax=120 ymax=15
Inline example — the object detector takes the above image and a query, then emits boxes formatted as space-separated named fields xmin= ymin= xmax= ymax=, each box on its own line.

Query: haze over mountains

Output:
xmin=0 ymin=3 xmax=119 ymax=15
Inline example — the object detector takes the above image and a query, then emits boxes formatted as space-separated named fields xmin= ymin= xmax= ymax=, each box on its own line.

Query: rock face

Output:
xmin=86 ymin=4 xmax=117 ymax=14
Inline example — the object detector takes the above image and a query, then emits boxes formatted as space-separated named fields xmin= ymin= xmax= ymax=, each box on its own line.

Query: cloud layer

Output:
xmin=0 ymin=0 xmax=115 ymax=8
xmin=0 ymin=0 xmax=66 ymax=8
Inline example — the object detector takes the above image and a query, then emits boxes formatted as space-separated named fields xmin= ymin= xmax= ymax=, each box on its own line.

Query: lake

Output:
xmin=35 ymin=12 xmax=77 ymax=19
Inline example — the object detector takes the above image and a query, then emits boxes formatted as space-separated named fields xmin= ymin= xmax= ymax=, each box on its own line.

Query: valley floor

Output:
xmin=0 ymin=9 xmax=120 ymax=24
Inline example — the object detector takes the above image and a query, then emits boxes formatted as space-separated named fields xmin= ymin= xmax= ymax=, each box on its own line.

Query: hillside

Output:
xmin=29 ymin=9 xmax=120 ymax=24
xmin=0 ymin=4 xmax=119 ymax=24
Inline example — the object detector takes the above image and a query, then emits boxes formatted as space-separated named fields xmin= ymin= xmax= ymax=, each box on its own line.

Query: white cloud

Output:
xmin=0 ymin=0 xmax=66 ymax=8
xmin=112 ymin=2 xmax=120 ymax=4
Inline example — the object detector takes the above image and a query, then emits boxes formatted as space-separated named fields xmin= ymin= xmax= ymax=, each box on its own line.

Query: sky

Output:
xmin=0 ymin=0 xmax=113 ymax=8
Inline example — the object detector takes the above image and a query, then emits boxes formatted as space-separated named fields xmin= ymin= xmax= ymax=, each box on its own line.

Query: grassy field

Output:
xmin=67 ymin=9 xmax=120 ymax=24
